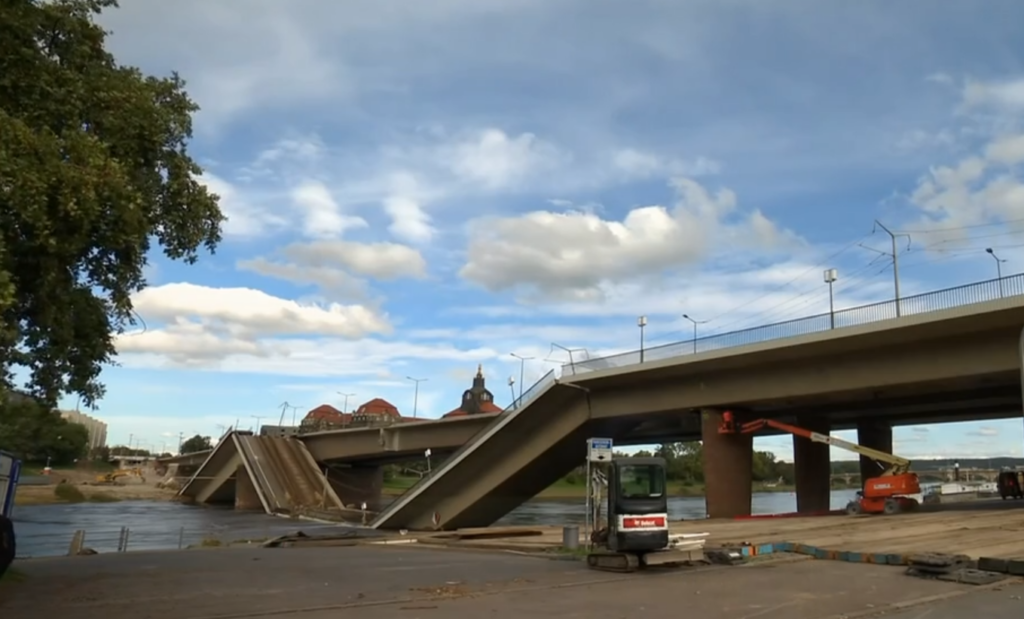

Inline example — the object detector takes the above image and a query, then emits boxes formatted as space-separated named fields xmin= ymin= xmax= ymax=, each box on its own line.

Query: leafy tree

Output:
xmin=109 ymin=445 xmax=150 ymax=457
xmin=0 ymin=0 xmax=223 ymax=407
xmin=179 ymin=434 xmax=212 ymax=454
xmin=0 ymin=398 xmax=89 ymax=464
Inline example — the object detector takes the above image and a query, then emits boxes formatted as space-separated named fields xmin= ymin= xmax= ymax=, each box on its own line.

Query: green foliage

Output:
xmin=109 ymin=444 xmax=151 ymax=457
xmin=0 ymin=0 xmax=223 ymax=407
xmin=179 ymin=434 xmax=212 ymax=454
xmin=0 ymin=398 xmax=89 ymax=464
xmin=566 ymin=442 xmax=794 ymax=486
xmin=54 ymin=482 xmax=86 ymax=502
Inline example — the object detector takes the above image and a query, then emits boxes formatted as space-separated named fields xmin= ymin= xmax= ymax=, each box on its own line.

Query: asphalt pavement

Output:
xmin=0 ymin=544 xmax=1020 ymax=619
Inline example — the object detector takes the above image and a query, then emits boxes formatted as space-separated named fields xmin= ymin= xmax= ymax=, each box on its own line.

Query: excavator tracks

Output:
xmin=586 ymin=551 xmax=641 ymax=573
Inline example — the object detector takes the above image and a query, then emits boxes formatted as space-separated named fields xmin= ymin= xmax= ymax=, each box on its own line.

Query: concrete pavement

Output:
xmin=2 ymin=545 xmax=1019 ymax=619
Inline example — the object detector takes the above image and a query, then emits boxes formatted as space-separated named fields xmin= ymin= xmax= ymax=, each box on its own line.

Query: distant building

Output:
xmin=299 ymin=398 xmax=405 ymax=433
xmin=259 ymin=425 xmax=300 ymax=438
xmin=59 ymin=409 xmax=108 ymax=451
xmin=442 ymin=365 xmax=503 ymax=418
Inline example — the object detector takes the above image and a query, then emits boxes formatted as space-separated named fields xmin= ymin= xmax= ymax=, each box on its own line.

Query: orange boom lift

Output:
xmin=719 ymin=412 xmax=921 ymax=515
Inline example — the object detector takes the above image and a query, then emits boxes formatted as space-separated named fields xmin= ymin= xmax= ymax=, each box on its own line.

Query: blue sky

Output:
xmin=52 ymin=0 xmax=1024 ymax=460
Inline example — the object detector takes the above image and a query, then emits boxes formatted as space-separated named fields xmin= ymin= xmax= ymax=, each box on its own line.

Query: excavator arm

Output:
xmin=719 ymin=413 xmax=911 ymax=477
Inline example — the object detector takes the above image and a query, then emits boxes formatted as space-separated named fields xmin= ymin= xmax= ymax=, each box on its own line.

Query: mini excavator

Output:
xmin=586 ymin=457 xmax=694 ymax=572
xmin=719 ymin=411 xmax=921 ymax=515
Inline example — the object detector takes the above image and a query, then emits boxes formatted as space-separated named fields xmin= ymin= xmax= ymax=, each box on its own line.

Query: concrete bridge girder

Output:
xmin=584 ymin=327 xmax=1019 ymax=420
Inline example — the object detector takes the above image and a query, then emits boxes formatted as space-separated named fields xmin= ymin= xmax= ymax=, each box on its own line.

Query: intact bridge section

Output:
xmin=372 ymin=274 xmax=1024 ymax=531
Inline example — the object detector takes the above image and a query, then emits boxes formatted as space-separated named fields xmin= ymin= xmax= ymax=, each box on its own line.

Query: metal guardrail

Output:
xmin=15 ymin=524 xmax=276 ymax=558
xmin=564 ymin=273 xmax=1024 ymax=375
xmin=374 ymin=370 xmax=558 ymax=516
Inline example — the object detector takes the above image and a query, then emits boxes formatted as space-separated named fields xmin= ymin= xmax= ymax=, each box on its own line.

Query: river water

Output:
xmin=12 ymin=489 xmax=861 ymax=558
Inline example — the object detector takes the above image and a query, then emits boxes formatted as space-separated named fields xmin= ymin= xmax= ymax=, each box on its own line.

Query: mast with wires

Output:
xmin=865 ymin=220 xmax=911 ymax=317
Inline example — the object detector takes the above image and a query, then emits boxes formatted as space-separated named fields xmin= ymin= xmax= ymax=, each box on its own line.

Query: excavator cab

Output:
xmin=606 ymin=457 xmax=670 ymax=553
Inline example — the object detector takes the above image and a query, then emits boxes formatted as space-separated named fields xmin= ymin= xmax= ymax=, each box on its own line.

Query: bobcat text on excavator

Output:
xmin=719 ymin=411 xmax=921 ymax=515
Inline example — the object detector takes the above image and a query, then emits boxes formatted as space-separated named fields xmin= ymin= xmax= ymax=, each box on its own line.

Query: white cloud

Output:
xmin=443 ymin=128 xmax=569 ymax=189
xmin=292 ymin=181 xmax=368 ymax=239
xmin=237 ymin=240 xmax=428 ymax=301
xmin=198 ymin=173 xmax=284 ymax=238
xmin=612 ymin=149 xmax=721 ymax=179
xmin=459 ymin=177 xmax=793 ymax=301
xmin=127 ymin=283 xmax=391 ymax=339
xmin=279 ymin=240 xmax=427 ymax=280
xmin=962 ymin=77 xmax=1024 ymax=112
xmin=986 ymin=135 xmax=1024 ymax=166
xmin=383 ymin=172 xmax=436 ymax=244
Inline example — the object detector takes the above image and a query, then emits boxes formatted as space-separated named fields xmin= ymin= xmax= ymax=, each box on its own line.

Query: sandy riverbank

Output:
xmin=14 ymin=469 xmax=180 ymax=506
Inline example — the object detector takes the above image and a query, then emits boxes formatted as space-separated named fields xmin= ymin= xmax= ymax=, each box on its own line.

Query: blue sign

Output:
xmin=589 ymin=439 xmax=613 ymax=450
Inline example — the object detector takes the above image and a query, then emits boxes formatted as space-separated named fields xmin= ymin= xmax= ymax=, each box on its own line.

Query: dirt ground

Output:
xmin=14 ymin=468 xmax=179 ymax=506
xmin=1 ymin=545 xmax=1021 ymax=619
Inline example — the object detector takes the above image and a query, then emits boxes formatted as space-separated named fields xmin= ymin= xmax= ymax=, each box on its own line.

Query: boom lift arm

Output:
xmin=719 ymin=414 xmax=912 ymax=477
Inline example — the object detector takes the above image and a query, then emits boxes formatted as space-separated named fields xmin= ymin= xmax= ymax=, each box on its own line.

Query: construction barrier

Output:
xmin=732 ymin=541 xmax=913 ymax=565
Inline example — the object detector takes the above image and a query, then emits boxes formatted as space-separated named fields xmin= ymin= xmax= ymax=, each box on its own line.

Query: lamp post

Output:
xmin=251 ymin=415 xmax=265 ymax=434
xmin=508 ymin=376 xmax=516 ymax=408
xmin=637 ymin=315 xmax=648 ymax=362
xmin=682 ymin=314 xmax=707 ymax=354
xmin=406 ymin=376 xmax=427 ymax=418
xmin=510 ymin=352 xmax=533 ymax=404
xmin=336 ymin=391 xmax=355 ymax=413
xmin=986 ymin=248 xmax=1006 ymax=297
xmin=824 ymin=268 xmax=838 ymax=329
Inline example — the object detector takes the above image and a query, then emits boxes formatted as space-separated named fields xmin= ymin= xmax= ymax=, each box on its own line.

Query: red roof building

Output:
xmin=442 ymin=365 xmax=503 ymax=418
xmin=301 ymin=398 xmax=404 ymax=430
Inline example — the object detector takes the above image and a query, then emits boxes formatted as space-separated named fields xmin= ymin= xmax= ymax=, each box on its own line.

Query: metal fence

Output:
xmin=565 ymin=273 xmax=1024 ymax=375
xmin=15 ymin=523 xmax=280 ymax=559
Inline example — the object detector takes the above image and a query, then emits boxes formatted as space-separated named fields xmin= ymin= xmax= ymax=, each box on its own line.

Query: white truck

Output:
xmin=0 ymin=450 xmax=19 ymax=578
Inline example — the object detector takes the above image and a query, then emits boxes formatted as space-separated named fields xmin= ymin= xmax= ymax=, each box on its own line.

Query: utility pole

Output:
xmin=406 ymin=376 xmax=427 ymax=418
xmin=251 ymin=415 xmax=265 ymax=434
xmin=510 ymin=353 xmax=533 ymax=404
xmin=870 ymin=220 xmax=910 ymax=317
xmin=177 ymin=432 xmax=184 ymax=454
xmin=337 ymin=392 xmax=355 ymax=413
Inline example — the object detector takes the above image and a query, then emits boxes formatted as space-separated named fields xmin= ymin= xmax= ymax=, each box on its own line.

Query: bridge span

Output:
xmin=371 ymin=274 xmax=1024 ymax=530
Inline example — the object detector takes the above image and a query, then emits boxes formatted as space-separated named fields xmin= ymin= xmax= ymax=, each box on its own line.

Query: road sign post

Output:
xmin=587 ymin=438 xmax=613 ymax=463
xmin=584 ymin=437 xmax=614 ymax=550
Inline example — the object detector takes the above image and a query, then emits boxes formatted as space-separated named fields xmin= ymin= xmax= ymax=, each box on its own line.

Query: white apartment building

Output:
xmin=59 ymin=409 xmax=108 ymax=452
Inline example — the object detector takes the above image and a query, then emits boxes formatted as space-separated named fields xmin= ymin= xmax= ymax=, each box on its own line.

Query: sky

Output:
xmin=44 ymin=0 xmax=1024 ymax=461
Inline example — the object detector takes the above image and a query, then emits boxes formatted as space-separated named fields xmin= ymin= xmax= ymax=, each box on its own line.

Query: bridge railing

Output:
xmin=564 ymin=273 xmax=1024 ymax=375
xmin=380 ymin=369 xmax=558 ymax=506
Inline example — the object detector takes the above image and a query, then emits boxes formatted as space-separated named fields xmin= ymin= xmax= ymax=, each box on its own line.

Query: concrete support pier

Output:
xmin=234 ymin=465 xmax=263 ymax=511
xmin=330 ymin=465 xmax=384 ymax=510
xmin=701 ymin=409 xmax=753 ymax=518
xmin=856 ymin=420 xmax=893 ymax=484
xmin=793 ymin=415 xmax=832 ymax=513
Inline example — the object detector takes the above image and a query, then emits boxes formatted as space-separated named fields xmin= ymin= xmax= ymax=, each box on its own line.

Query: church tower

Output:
xmin=460 ymin=364 xmax=495 ymax=415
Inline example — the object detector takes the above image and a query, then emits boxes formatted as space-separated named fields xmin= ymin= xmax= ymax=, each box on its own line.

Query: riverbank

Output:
xmin=1 ymin=543 xmax=1012 ymax=619
xmin=14 ymin=468 xmax=179 ymax=506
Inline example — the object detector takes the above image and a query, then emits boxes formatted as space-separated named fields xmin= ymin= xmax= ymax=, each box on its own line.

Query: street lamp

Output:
xmin=637 ymin=315 xmax=648 ymax=362
xmin=824 ymin=268 xmax=838 ymax=329
xmin=510 ymin=352 xmax=534 ymax=404
xmin=986 ymin=248 xmax=1006 ymax=297
xmin=336 ymin=391 xmax=355 ymax=413
xmin=682 ymin=314 xmax=707 ymax=354
xmin=406 ymin=376 xmax=427 ymax=418
xmin=508 ymin=376 xmax=516 ymax=409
